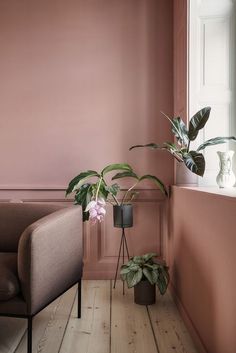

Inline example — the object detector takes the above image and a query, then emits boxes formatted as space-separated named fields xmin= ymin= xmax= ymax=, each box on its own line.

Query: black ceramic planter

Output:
xmin=113 ymin=204 xmax=133 ymax=228
xmin=134 ymin=280 xmax=156 ymax=305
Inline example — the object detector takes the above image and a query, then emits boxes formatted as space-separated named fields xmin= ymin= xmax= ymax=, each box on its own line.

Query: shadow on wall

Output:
xmin=172 ymin=231 xmax=217 ymax=353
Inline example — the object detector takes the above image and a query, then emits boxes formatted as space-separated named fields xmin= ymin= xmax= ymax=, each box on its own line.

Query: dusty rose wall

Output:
xmin=170 ymin=186 xmax=236 ymax=353
xmin=0 ymin=0 xmax=173 ymax=191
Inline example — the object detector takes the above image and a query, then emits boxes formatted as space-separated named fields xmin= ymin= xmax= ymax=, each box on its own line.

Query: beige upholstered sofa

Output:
xmin=0 ymin=203 xmax=83 ymax=353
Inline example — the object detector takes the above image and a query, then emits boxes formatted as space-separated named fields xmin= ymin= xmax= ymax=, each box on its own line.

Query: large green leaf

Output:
xmin=143 ymin=268 xmax=154 ymax=285
xmin=161 ymin=112 xmax=188 ymax=146
xmin=126 ymin=268 xmax=143 ymax=288
xmin=66 ymin=170 xmax=99 ymax=195
xmin=197 ymin=136 xmax=236 ymax=151
xmin=156 ymin=267 xmax=170 ymax=295
xmin=188 ymin=107 xmax=211 ymax=141
xmin=97 ymin=180 xmax=109 ymax=200
xmin=142 ymin=253 xmax=157 ymax=263
xmin=129 ymin=143 xmax=160 ymax=151
xmin=171 ymin=117 xmax=189 ymax=146
xmin=104 ymin=183 xmax=120 ymax=197
xmin=112 ymin=171 xmax=139 ymax=180
xmin=132 ymin=256 xmax=144 ymax=265
xmin=74 ymin=183 xmax=93 ymax=222
xmin=101 ymin=163 xmax=133 ymax=176
xmin=139 ymin=175 xmax=168 ymax=196
xmin=183 ymin=151 xmax=205 ymax=176
xmin=74 ymin=183 xmax=91 ymax=206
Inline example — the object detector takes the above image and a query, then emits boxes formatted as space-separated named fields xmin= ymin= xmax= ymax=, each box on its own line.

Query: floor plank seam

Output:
xmin=58 ymin=287 xmax=77 ymax=353
xmin=146 ymin=306 xmax=160 ymax=353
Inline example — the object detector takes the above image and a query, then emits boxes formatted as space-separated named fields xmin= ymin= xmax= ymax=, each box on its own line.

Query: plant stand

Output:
xmin=113 ymin=205 xmax=133 ymax=295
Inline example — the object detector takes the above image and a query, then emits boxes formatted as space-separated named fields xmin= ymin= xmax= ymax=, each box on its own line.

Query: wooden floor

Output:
xmin=0 ymin=281 xmax=198 ymax=353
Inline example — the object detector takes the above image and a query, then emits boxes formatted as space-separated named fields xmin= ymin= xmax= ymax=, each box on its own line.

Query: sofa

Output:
xmin=0 ymin=202 xmax=83 ymax=353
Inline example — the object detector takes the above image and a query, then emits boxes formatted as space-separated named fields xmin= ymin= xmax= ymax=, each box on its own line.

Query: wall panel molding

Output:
xmin=0 ymin=188 xmax=168 ymax=279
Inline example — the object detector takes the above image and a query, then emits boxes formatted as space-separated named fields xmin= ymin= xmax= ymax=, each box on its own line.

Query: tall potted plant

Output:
xmin=66 ymin=163 xmax=168 ymax=223
xmin=130 ymin=107 xmax=236 ymax=177
xmin=120 ymin=253 xmax=169 ymax=305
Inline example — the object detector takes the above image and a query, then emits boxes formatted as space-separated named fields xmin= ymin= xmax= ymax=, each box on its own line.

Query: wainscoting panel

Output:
xmin=0 ymin=188 xmax=167 ymax=279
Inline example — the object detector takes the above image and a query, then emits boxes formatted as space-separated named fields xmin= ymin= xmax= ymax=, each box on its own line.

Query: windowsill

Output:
xmin=173 ymin=185 xmax=236 ymax=200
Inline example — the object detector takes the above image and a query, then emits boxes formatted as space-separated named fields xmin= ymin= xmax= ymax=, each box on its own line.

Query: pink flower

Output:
xmin=85 ymin=198 xmax=106 ymax=223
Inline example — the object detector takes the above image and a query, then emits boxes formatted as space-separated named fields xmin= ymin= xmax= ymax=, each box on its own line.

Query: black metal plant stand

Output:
xmin=113 ymin=204 xmax=133 ymax=295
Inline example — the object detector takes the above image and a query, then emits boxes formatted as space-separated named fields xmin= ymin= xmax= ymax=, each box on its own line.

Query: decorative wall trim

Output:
xmin=0 ymin=188 xmax=168 ymax=279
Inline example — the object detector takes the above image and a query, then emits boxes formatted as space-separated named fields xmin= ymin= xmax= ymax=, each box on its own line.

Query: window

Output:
xmin=189 ymin=0 xmax=236 ymax=185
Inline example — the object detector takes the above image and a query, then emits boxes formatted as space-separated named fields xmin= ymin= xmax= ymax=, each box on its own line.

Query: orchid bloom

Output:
xmin=85 ymin=198 xmax=106 ymax=223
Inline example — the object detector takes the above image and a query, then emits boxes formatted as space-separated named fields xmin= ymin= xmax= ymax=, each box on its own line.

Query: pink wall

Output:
xmin=0 ymin=0 xmax=174 ymax=193
xmin=170 ymin=186 xmax=236 ymax=353
xmin=0 ymin=0 xmax=173 ymax=279
xmin=173 ymin=0 xmax=197 ymax=185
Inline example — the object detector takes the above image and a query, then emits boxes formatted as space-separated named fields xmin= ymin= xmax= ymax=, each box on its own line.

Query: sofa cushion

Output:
xmin=0 ymin=253 xmax=20 ymax=301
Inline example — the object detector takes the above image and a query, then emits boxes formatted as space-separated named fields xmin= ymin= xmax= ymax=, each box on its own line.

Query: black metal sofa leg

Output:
xmin=27 ymin=317 xmax=33 ymax=353
xmin=78 ymin=279 xmax=82 ymax=318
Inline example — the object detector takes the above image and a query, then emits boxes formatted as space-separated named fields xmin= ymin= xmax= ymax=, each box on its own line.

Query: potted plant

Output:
xmin=66 ymin=163 xmax=168 ymax=223
xmin=130 ymin=107 xmax=236 ymax=177
xmin=120 ymin=253 xmax=169 ymax=305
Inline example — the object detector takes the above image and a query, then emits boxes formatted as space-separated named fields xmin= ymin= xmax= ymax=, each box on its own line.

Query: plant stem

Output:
xmin=95 ymin=177 xmax=103 ymax=201
xmin=122 ymin=180 xmax=139 ymax=204
xmin=111 ymin=193 xmax=120 ymax=205
xmin=98 ymin=177 xmax=120 ymax=205
xmin=187 ymin=140 xmax=190 ymax=152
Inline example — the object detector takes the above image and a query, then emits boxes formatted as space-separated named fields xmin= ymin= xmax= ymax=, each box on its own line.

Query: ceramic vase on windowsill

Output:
xmin=216 ymin=150 xmax=236 ymax=188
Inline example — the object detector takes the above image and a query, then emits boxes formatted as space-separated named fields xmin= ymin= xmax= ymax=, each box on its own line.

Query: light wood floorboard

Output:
xmin=111 ymin=280 xmax=158 ymax=353
xmin=59 ymin=280 xmax=110 ymax=353
xmin=0 ymin=280 xmax=198 ymax=353
xmin=148 ymin=291 xmax=198 ymax=353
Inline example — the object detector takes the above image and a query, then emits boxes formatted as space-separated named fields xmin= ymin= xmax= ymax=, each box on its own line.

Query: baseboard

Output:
xmin=169 ymin=282 xmax=208 ymax=353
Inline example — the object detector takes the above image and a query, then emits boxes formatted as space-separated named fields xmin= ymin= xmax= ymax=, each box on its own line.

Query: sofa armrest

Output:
xmin=0 ymin=203 xmax=65 ymax=252
xmin=17 ymin=206 xmax=83 ymax=315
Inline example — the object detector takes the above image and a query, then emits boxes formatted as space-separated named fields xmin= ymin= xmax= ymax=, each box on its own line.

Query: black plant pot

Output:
xmin=113 ymin=204 xmax=133 ymax=228
xmin=134 ymin=280 xmax=156 ymax=305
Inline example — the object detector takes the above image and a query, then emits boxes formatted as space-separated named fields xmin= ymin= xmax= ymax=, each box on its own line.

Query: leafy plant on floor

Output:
xmin=120 ymin=253 xmax=169 ymax=295
xmin=66 ymin=164 xmax=168 ymax=222
xmin=130 ymin=107 xmax=236 ymax=177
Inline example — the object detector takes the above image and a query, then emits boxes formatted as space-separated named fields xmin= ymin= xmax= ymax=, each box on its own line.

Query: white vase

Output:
xmin=216 ymin=151 xmax=236 ymax=188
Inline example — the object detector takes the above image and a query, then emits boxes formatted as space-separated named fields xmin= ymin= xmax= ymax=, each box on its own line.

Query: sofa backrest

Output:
xmin=0 ymin=203 xmax=65 ymax=252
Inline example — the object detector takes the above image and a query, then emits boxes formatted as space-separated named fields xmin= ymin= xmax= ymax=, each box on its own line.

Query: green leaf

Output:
xmin=120 ymin=267 xmax=130 ymax=275
xmin=98 ymin=180 xmax=109 ymax=200
xmin=143 ymin=268 xmax=154 ymax=285
xmin=132 ymin=256 xmax=144 ymax=265
xmin=129 ymin=143 xmax=160 ymax=151
xmin=101 ymin=163 xmax=133 ymax=176
xmin=139 ymin=175 xmax=168 ymax=197
xmin=163 ymin=142 xmax=179 ymax=152
xmin=105 ymin=183 xmax=120 ymax=197
xmin=142 ymin=253 xmax=157 ymax=262
xmin=161 ymin=112 xmax=188 ymax=146
xmin=188 ymin=107 xmax=211 ymax=141
xmin=183 ymin=151 xmax=205 ymax=176
xmin=74 ymin=183 xmax=91 ymax=205
xmin=156 ymin=269 xmax=169 ymax=295
xmin=171 ymin=117 xmax=189 ymax=146
xmin=126 ymin=268 xmax=143 ymax=288
xmin=74 ymin=183 xmax=93 ymax=222
xmin=197 ymin=136 xmax=236 ymax=151
xmin=112 ymin=171 xmax=139 ymax=180
xmin=66 ymin=170 xmax=99 ymax=195
xmin=151 ymin=270 xmax=158 ymax=284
